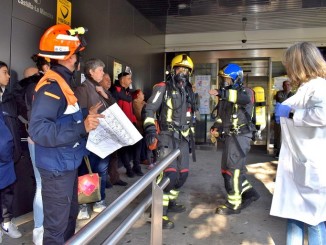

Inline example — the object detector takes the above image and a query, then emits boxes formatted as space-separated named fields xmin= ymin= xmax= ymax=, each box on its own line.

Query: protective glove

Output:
xmin=144 ymin=124 xmax=157 ymax=149
xmin=275 ymin=102 xmax=292 ymax=124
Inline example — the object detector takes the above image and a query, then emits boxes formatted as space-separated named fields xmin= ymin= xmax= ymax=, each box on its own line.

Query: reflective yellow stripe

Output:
xmin=232 ymin=104 xmax=238 ymax=130
xmin=144 ymin=117 xmax=155 ymax=127
xmin=163 ymin=194 xmax=170 ymax=206
xmin=228 ymin=89 xmax=237 ymax=103
xmin=181 ymin=128 xmax=190 ymax=137
xmin=166 ymin=98 xmax=173 ymax=122
xmin=168 ymin=189 xmax=179 ymax=200
xmin=44 ymin=91 xmax=60 ymax=100
xmin=241 ymin=180 xmax=252 ymax=194
xmin=156 ymin=172 xmax=164 ymax=184
xmin=227 ymin=169 xmax=241 ymax=208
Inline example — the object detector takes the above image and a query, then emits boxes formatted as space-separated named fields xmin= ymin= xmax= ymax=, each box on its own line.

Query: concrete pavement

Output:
xmin=2 ymin=145 xmax=287 ymax=245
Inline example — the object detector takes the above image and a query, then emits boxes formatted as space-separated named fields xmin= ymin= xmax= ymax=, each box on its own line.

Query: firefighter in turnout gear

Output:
xmin=143 ymin=54 xmax=196 ymax=229
xmin=209 ymin=63 xmax=260 ymax=215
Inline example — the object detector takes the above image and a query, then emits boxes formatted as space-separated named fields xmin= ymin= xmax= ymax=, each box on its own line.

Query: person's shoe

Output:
xmin=33 ymin=226 xmax=44 ymax=245
xmin=1 ymin=221 xmax=22 ymax=238
xmin=167 ymin=201 xmax=186 ymax=213
xmin=105 ymin=179 xmax=113 ymax=189
xmin=77 ymin=204 xmax=90 ymax=220
xmin=162 ymin=216 xmax=174 ymax=229
xmin=93 ymin=200 xmax=107 ymax=213
xmin=141 ymin=159 xmax=149 ymax=165
xmin=113 ymin=180 xmax=128 ymax=186
xmin=126 ymin=169 xmax=135 ymax=178
xmin=147 ymin=163 xmax=155 ymax=170
xmin=132 ymin=167 xmax=144 ymax=176
xmin=241 ymin=188 xmax=260 ymax=209
xmin=215 ymin=204 xmax=241 ymax=215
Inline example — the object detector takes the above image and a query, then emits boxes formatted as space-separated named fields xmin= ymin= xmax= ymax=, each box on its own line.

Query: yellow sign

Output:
xmin=56 ymin=0 xmax=71 ymax=26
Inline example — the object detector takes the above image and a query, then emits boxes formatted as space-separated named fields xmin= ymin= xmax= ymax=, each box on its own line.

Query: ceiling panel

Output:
xmin=127 ymin=0 xmax=326 ymax=34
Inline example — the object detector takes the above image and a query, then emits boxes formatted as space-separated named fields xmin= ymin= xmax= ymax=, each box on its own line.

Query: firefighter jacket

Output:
xmin=216 ymin=86 xmax=255 ymax=135
xmin=144 ymin=78 xmax=195 ymax=139
xmin=28 ymin=65 xmax=88 ymax=172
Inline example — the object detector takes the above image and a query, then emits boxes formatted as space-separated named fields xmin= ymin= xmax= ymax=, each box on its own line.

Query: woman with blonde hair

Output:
xmin=270 ymin=42 xmax=326 ymax=244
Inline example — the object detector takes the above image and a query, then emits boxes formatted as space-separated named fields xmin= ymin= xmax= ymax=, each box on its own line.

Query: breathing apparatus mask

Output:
xmin=173 ymin=67 xmax=190 ymax=90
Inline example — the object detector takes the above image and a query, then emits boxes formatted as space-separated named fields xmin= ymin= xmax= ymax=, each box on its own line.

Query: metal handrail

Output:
xmin=66 ymin=149 xmax=180 ymax=245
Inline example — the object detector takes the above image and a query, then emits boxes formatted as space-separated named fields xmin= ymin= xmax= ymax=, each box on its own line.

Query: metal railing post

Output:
xmin=151 ymin=180 xmax=163 ymax=245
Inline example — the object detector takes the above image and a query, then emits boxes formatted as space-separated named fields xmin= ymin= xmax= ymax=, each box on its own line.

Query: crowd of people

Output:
xmin=1 ymin=22 xmax=326 ymax=245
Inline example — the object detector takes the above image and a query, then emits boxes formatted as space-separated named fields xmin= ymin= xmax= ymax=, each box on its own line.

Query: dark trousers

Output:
xmin=118 ymin=145 xmax=134 ymax=171
xmin=108 ymin=151 xmax=121 ymax=184
xmin=132 ymin=140 xmax=142 ymax=171
xmin=1 ymin=183 xmax=14 ymax=223
xmin=39 ymin=168 xmax=78 ymax=245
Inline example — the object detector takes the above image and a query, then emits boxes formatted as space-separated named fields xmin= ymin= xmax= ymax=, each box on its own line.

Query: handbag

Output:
xmin=77 ymin=156 xmax=101 ymax=204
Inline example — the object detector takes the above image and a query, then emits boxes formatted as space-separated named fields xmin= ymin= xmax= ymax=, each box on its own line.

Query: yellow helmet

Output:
xmin=171 ymin=54 xmax=194 ymax=74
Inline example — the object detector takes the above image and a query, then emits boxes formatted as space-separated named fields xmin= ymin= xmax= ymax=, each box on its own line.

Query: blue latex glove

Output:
xmin=275 ymin=102 xmax=292 ymax=124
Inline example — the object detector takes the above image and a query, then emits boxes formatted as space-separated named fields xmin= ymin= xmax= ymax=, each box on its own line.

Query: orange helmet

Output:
xmin=38 ymin=24 xmax=87 ymax=61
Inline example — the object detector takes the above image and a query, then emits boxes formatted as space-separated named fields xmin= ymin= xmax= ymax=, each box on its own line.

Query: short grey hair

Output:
xmin=84 ymin=58 xmax=105 ymax=78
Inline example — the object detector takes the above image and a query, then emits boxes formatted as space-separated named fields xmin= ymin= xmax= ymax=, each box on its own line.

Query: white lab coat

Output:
xmin=270 ymin=77 xmax=326 ymax=226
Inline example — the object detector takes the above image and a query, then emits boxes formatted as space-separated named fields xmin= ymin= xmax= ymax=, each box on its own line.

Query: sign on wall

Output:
xmin=195 ymin=75 xmax=211 ymax=114
xmin=56 ymin=0 xmax=71 ymax=25
xmin=113 ymin=61 xmax=122 ymax=81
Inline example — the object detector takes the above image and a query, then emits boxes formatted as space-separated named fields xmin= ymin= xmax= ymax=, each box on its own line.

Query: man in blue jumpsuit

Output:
xmin=28 ymin=24 xmax=103 ymax=244
xmin=209 ymin=63 xmax=260 ymax=215
xmin=143 ymin=54 xmax=196 ymax=229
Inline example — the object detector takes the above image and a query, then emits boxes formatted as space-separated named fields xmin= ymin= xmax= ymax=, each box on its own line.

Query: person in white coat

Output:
xmin=270 ymin=41 xmax=326 ymax=245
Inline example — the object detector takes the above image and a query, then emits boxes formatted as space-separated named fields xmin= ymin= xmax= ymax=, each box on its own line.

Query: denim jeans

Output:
xmin=88 ymin=153 xmax=109 ymax=201
xmin=287 ymin=219 xmax=326 ymax=245
xmin=28 ymin=139 xmax=43 ymax=228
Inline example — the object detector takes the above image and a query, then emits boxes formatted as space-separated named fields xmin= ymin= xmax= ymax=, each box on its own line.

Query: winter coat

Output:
xmin=0 ymin=106 xmax=16 ymax=189
xmin=270 ymin=77 xmax=326 ymax=226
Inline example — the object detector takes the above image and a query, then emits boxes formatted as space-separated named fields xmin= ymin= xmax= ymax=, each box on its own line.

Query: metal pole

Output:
xmin=103 ymin=178 xmax=170 ymax=245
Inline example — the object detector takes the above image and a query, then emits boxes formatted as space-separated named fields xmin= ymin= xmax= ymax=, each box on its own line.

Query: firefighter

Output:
xmin=143 ymin=54 xmax=196 ymax=229
xmin=209 ymin=63 xmax=260 ymax=215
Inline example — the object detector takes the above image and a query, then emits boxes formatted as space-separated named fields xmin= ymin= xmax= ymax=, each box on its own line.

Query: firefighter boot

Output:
xmin=167 ymin=200 xmax=186 ymax=213
xmin=241 ymin=188 xmax=260 ymax=210
xmin=162 ymin=206 xmax=174 ymax=229
xmin=216 ymin=201 xmax=241 ymax=215
xmin=162 ymin=216 xmax=174 ymax=229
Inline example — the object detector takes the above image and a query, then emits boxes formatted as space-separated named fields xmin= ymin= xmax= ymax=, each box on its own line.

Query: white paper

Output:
xmin=86 ymin=103 xmax=142 ymax=159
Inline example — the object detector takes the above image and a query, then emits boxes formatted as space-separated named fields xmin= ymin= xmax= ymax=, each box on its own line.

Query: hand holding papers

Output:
xmin=86 ymin=103 xmax=142 ymax=159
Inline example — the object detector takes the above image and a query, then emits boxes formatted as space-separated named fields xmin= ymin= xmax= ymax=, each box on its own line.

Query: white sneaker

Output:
xmin=33 ymin=226 xmax=44 ymax=245
xmin=77 ymin=204 xmax=90 ymax=220
xmin=93 ymin=200 xmax=107 ymax=213
xmin=1 ymin=221 xmax=22 ymax=238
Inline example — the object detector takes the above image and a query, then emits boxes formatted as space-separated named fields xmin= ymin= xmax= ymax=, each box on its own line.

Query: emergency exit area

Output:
xmin=180 ymin=49 xmax=287 ymax=154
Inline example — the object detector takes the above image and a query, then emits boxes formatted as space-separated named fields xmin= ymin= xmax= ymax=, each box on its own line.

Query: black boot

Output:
xmin=241 ymin=188 xmax=260 ymax=209
xmin=216 ymin=203 xmax=241 ymax=215
xmin=162 ymin=216 xmax=174 ymax=229
xmin=126 ymin=168 xmax=135 ymax=178
xmin=167 ymin=200 xmax=186 ymax=213
xmin=132 ymin=165 xmax=144 ymax=176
